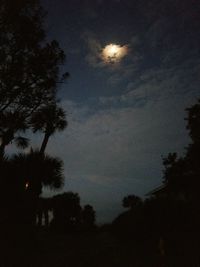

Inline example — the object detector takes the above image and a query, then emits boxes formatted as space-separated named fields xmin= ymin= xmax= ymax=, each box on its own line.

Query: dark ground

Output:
xmin=1 ymin=230 xmax=133 ymax=267
xmin=1 ymin=228 xmax=200 ymax=267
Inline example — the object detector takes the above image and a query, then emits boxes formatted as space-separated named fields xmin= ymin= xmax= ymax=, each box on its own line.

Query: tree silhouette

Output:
xmin=162 ymin=99 xmax=200 ymax=203
xmin=30 ymin=103 xmax=67 ymax=153
xmin=0 ymin=0 xmax=68 ymax=156
xmin=11 ymin=150 xmax=64 ymax=196
xmin=51 ymin=192 xmax=82 ymax=231
xmin=185 ymin=99 xmax=200 ymax=144
xmin=0 ymin=111 xmax=29 ymax=157
xmin=0 ymin=150 xmax=64 ymax=226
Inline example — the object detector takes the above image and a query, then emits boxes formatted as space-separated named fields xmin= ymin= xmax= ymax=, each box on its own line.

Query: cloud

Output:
xmin=83 ymin=31 xmax=140 ymax=73
xmin=82 ymin=32 xmax=104 ymax=68
xmin=98 ymin=53 xmax=200 ymax=109
xmin=106 ymin=60 xmax=140 ymax=86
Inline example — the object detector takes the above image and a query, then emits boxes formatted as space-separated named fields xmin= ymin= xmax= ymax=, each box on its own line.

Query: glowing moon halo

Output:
xmin=106 ymin=44 xmax=119 ymax=55
xmin=102 ymin=43 xmax=128 ymax=64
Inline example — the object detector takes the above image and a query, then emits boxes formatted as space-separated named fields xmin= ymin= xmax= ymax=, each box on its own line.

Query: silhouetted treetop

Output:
xmin=185 ymin=99 xmax=200 ymax=144
xmin=11 ymin=150 xmax=64 ymax=195
xmin=0 ymin=0 xmax=62 ymax=112
xmin=30 ymin=102 xmax=67 ymax=153
xmin=0 ymin=0 xmax=68 ymax=155
xmin=162 ymin=99 xmax=200 ymax=201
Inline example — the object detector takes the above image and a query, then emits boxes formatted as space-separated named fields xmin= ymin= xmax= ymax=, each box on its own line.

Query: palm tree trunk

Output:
xmin=40 ymin=132 xmax=50 ymax=154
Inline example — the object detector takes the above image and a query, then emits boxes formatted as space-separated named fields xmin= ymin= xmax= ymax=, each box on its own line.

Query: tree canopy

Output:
xmin=162 ymin=99 xmax=200 ymax=201
xmin=0 ymin=0 xmax=68 ymax=227
xmin=0 ymin=0 xmax=68 ymax=155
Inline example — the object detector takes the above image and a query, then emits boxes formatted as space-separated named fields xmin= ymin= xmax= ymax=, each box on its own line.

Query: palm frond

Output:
xmin=30 ymin=103 xmax=67 ymax=135
xmin=14 ymin=136 xmax=30 ymax=149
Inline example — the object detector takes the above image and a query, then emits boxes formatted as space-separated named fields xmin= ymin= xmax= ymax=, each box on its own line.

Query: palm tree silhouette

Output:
xmin=12 ymin=150 xmax=64 ymax=196
xmin=30 ymin=103 xmax=67 ymax=154
xmin=8 ymin=150 xmax=64 ymax=225
xmin=29 ymin=104 xmax=67 ymax=225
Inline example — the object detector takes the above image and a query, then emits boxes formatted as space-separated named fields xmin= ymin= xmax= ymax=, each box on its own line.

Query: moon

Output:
xmin=102 ymin=43 xmax=128 ymax=64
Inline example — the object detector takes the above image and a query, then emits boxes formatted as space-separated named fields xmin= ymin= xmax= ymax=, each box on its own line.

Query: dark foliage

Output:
xmin=123 ymin=194 xmax=142 ymax=209
xmin=0 ymin=150 xmax=64 ymax=230
xmin=163 ymin=99 xmax=200 ymax=203
xmin=51 ymin=192 xmax=82 ymax=231
xmin=11 ymin=150 xmax=64 ymax=195
xmin=0 ymin=0 xmax=68 ymax=156
xmin=30 ymin=102 xmax=67 ymax=153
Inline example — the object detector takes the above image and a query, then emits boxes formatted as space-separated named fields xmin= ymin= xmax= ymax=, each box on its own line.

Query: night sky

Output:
xmin=40 ymin=0 xmax=200 ymax=223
